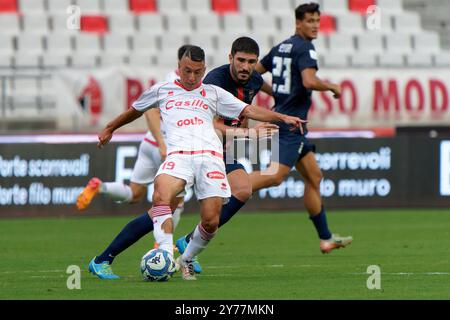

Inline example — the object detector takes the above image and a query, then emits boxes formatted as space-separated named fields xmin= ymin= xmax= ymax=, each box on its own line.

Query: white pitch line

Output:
xmin=349 ymin=272 xmax=450 ymax=276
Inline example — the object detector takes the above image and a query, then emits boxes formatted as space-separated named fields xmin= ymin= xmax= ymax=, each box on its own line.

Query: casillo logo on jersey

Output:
xmin=165 ymin=99 xmax=209 ymax=110
xmin=206 ymin=171 xmax=226 ymax=179
xmin=177 ymin=117 xmax=204 ymax=127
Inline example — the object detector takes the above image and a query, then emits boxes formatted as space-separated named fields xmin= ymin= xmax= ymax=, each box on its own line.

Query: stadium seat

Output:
xmin=377 ymin=0 xmax=404 ymax=13
xmin=129 ymin=0 xmax=157 ymax=14
xmin=157 ymin=0 xmax=184 ymax=13
xmin=128 ymin=53 xmax=156 ymax=66
xmin=188 ymin=33 xmax=216 ymax=55
xmin=0 ymin=14 xmax=20 ymax=34
xmin=335 ymin=13 xmax=364 ymax=34
xmin=0 ymin=34 xmax=15 ymax=55
xmin=321 ymin=0 xmax=349 ymax=15
xmin=18 ymin=0 xmax=45 ymax=14
xmin=80 ymin=15 xmax=108 ymax=34
xmin=131 ymin=33 xmax=159 ymax=53
xmin=240 ymin=0 xmax=265 ymax=15
xmin=378 ymin=53 xmax=404 ymax=67
xmin=413 ymin=32 xmax=441 ymax=54
xmin=250 ymin=15 xmax=277 ymax=39
xmin=185 ymin=0 xmax=211 ymax=14
xmin=328 ymin=34 xmax=356 ymax=54
xmin=42 ymin=53 xmax=69 ymax=68
xmin=393 ymin=12 xmax=422 ymax=33
xmin=322 ymin=54 xmax=349 ymax=67
xmin=74 ymin=34 xmax=102 ymax=54
xmin=46 ymin=34 xmax=73 ymax=55
xmin=192 ymin=14 xmax=221 ymax=35
xmin=100 ymin=54 xmax=126 ymax=66
xmin=14 ymin=54 xmax=42 ymax=68
xmin=103 ymin=0 xmax=130 ymax=15
xmin=211 ymin=0 xmax=238 ymax=14
xmin=159 ymin=33 xmax=188 ymax=52
xmin=50 ymin=15 xmax=82 ymax=33
xmin=108 ymin=14 xmax=137 ymax=34
xmin=406 ymin=53 xmax=433 ymax=67
xmin=312 ymin=35 xmax=328 ymax=53
xmin=356 ymin=34 xmax=384 ymax=53
xmin=71 ymin=53 xmax=99 ymax=67
xmin=103 ymin=34 xmax=131 ymax=55
xmin=22 ymin=15 xmax=50 ymax=34
xmin=319 ymin=14 xmax=336 ymax=34
xmin=223 ymin=14 xmax=251 ymax=35
xmin=385 ymin=33 xmax=413 ymax=54
xmin=17 ymin=34 xmax=44 ymax=54
xmin=166 ymin=14 xmax=194 ymax=35
xmin=47 ymin=0 xmax=73 ymax=15
xmin=348 ymin=0 xmax=375 ymax=15
xmin=0 ymin=0 xmax=17 ymax=12
xmin=74 ymin=0 xmax=102 ymax=14
xmin=435 ymin=52 xmax=450 ymax=66
xmin=136 ymin=14 xmax=164 ymax=34
xmin=267 ymin=0 xmax=292 ymax=15
xmin=216 ymin=32 xmax=248 ymax=53
xmin=351 ymin=53 xmax=377 ymax=67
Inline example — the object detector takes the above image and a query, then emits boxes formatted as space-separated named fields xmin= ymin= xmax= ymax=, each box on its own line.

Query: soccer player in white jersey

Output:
xmin=96 ymin=46 xmax=304 ymax=280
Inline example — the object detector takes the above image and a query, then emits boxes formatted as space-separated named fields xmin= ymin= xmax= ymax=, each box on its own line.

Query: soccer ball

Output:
xmin=140 ymin=249 xmax=176 ymax=282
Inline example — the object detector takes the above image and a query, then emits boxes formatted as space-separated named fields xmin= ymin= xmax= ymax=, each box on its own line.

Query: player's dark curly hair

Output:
xmin=181 ymin=45 xmax=205 ymax=62
xmin=295 ymin=2 xmax=321 ymax=20
xmin=231 ymin=37 xmax=260 ymax=57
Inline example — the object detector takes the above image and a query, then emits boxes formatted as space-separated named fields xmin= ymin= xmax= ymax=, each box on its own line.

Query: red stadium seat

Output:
xmin=319 ymin=14 xmax=336 ymax=34
xmin=80 ymin=15 xmax=108 ymax=34
xmin=0 ymin=0 xmax=17 ymax=12
xmin=130 ymin=0 xmax=157 ymax=13
xmin=211 ymin=0 xmax=238 ymax=14
xmin=348 ymin=0 xmax=376 ymax=15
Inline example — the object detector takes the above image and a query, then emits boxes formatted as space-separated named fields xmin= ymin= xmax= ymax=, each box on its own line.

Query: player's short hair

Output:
xmin=178 ymin=44 xmax=193 ymax=60
xmin=181 ymin=45 xmax=205 ymax=62
xmin=231 ymin=37 xmax=260 ymax=57
xmin=295 ymin=2 xmax=321 ymax=20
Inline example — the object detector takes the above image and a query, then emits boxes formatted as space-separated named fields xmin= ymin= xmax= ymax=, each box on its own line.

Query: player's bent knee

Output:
xmin=233 ymin=187 xmax=252 ymax=202
xmin=201 ymin=219 xmax=219 ymax=234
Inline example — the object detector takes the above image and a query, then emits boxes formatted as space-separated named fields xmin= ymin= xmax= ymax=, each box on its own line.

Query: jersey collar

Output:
xmin=174 ymin=80 xmax=203 ymax=91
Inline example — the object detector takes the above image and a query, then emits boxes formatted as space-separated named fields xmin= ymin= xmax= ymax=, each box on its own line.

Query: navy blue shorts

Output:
xmin=223 ymin=154 xmax=246 ymax=174
xmin=272 ymin=132 xmax=316 ymax=168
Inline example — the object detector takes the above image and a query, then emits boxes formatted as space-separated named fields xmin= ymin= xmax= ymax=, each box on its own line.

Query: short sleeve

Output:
xmin=297 ymin=42 xmax=318 ymax=72
xmin=214 ymin=86 xmax=248 ymax=119
xmin=131 ymin=84 xmax=161 ymax=112
xmin=260 ymin=48 xmax=273 ymax=72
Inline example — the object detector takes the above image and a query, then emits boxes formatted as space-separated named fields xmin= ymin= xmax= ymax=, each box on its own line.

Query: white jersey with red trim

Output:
xmin=132 ymin=80 xmax=248 ymax=155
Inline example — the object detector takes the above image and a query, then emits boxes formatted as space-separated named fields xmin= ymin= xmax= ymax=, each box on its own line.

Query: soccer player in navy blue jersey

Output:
xmin=249 ymin=2 xmax=353 ymax=253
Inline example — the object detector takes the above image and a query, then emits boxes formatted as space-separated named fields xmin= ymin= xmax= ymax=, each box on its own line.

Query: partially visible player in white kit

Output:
xmin=96 ymin=46 xmax=304 ymax=280
xmin=76 ymin=45 xmax=194 ymax=230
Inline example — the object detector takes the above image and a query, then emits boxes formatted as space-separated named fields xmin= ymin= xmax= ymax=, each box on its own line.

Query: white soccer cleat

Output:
xmin=320 ymin=234 xmax=353 ymax=254
xmin=176 ymin=256 xmax=197 ymax=280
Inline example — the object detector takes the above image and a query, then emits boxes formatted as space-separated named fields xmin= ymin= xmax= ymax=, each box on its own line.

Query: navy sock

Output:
xmin=185 ymin=195 xmax=247 ymax=244
xmin=95 ymin=212 xmax=154 ymax=264
xmin=309 ymin=207 xmax=332 ymax=240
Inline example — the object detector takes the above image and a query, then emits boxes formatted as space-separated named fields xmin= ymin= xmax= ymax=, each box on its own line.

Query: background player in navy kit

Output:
xmin=249 ymin=2 xmax=353 ymax=253
xmin=175 ymin=37 xmax=278 ymax=269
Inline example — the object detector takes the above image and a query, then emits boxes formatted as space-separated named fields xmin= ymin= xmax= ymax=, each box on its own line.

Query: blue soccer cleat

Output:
xmin=176 ymin=236 xmax=202 ymax=274
xmin=88 ymin=257 xmax=120 ymax=280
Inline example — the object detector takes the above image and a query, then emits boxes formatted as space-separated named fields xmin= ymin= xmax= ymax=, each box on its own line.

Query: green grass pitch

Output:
xmin=1 ymin=209 xmax=449 ymax=300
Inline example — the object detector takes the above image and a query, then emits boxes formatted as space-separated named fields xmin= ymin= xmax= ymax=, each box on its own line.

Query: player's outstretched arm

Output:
xmin=97 ymin=107 xmax=143 ymax=148
xmin=241 ymin=105 xmax=306 ymax=134
xmin=302 ymin=68 xmax=341 ymax=99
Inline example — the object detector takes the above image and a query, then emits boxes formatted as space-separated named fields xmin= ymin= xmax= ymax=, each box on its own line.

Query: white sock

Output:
xmin=172 ymin=204 xmax=184 ymax=229
xmin=101 ymin=182 xmax=133 ymax=203
xmin=150 ymin=205 xmax=173 ymax=256
xmin=182 ymin=223 xmax=216 ymax=261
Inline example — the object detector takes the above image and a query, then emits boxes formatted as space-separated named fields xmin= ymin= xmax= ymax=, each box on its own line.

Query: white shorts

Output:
xmin=155 ymin=152 xmax=231 ymax=201
xmin=130 ymin=139 xmax=162 ymax=185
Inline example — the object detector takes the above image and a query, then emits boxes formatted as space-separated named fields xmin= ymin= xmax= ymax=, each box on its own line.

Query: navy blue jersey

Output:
xmin=203 ymin=64 xmax=264 ymax=127
xmin=260 ymin=34 xmax=318 ymax=132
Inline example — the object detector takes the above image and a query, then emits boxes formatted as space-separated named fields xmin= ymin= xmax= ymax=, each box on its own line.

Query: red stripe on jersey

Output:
xmin=237 ymin=87 xmax=244 ymax=101
xmin=168 ymin=150 xmax=223 ymax=158
xmin=144 ymin=138 xmax=158 ymax=147
xmin=174 ymin=80 xmax=202 ymax=91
